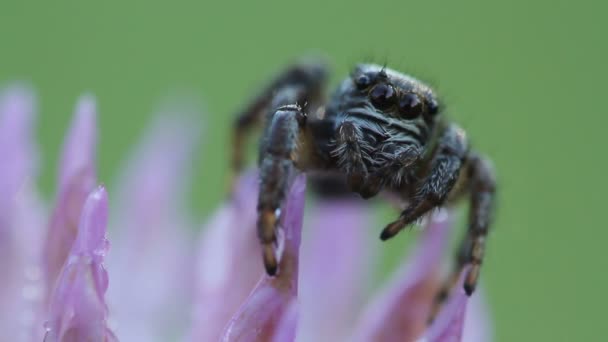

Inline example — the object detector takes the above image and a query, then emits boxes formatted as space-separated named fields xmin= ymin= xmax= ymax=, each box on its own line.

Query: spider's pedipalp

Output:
xmin=331 ymin=120 xmax=372 ymax=193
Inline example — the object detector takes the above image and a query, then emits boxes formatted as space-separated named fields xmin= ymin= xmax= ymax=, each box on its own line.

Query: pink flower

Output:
xmin=0 ymin=84 xmax=492 ymax=341
xmin=44 ymin=186 xmax=116 ymax=342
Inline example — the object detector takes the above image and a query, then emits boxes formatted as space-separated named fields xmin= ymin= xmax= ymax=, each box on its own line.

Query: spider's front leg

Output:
xmin=257 ymin=95 xmax=309 ymax=275
xmin=380 ymin=123 xmax=469 ymax=240
xmin=231 ymin=60 xmax=327 ymax=176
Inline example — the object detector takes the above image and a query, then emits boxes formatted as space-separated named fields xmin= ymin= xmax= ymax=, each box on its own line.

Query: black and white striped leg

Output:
xmin=463 ymin=154 xmax=496 ymax=295
xmin=427 ymin=153 xmax=496 ymax=323
xmin=257 ymin=103 xmax=307 ymax=275
xmin=231 ymin=60 xmax=327 ymax=175
xmin=380 ymin=124 xmax=469 ymax=240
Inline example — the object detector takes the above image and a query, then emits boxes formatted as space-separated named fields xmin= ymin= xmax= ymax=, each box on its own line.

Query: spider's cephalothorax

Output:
xmin=231 ymin=59 xmax=496 ymax=309
xmin=317 ymin=64 xmax=442 ymax=198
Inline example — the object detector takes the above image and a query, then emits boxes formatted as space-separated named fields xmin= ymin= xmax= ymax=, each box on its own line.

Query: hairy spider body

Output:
xmin=232 ymin=60 xmax=496 ymax=303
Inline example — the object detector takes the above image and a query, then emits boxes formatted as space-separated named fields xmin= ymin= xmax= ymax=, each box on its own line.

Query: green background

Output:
xmin=1 ymin=1 xmax=606 ymax=340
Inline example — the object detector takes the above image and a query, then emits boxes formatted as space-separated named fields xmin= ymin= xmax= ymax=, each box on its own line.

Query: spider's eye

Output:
xmin=427 ymin=98 xmax=439 ymax=115
xmin=369 ymin=84 xmax=397 ymax=109
xmin=399 ymin=93 xmax=424 ymax=119
xmin=354 ymin=74 xmax=371 ymax=89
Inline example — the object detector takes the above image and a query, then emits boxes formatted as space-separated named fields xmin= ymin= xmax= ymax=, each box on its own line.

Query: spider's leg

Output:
xmin=427 ymin=153 xmax=496 ymax=322
xmin=427 ymin=233 xmax=473 ymax=323
xmin=380 ymin=124 xmax=469 ymax=240
xmin=257 ymin=94 xmax=308 ymax=275
xmin=231 ymin=60 xmax=327 ymax=175
xmin=462 ymin=153 xmax=496 ymax=294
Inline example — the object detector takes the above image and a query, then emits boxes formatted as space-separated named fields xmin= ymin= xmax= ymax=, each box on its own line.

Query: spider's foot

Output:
xmin=262 ymin=244 xmax=278 ymax=276
xmin=258 ymin=208 xmax=279 ymax=276
xmin=464 ymin=264 xmax=480 ymax=296
xmin=380 ymin=207 xmax=419 ymax=240
xmin=380 ymin=220 xmax=406 ymax=240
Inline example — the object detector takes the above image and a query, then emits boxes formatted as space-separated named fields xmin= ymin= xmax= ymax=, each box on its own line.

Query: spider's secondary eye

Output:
xmin=399 ymin=93 xmax=424 ymax=119
xmin=369 ymin=84 xmax=397 ymax=109
xmin=427 ymin=98 xmax=439 ymax=115
xmin=355 ymin=74 xmax=371 ymax=89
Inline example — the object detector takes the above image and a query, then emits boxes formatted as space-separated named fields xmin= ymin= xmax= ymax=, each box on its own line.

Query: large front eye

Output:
xmin=370 ymin=84 xmax=397 ymax=109
xmin=399 ymin=93 xmax=424 ymax=119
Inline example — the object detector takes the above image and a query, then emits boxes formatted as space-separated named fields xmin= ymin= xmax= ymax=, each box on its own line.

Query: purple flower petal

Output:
xmin=189 ymin=172 xmax=265 ymax=342
xmin=44 ymin=186 xmax=116 ymax=342
xmin=420 ymin=271 xmax=469 ymax=342
xmin=43 ymin=95 xmax=98 ymax=298
xmin=297 ymin=199 xmax=375 ymax=341
xmin=462 ymin=288 xmax=493 ymax=342
xmin=0 ymin=85 xmax=46 ymax=341
xmin=58 ymin=94 xmax=97 ymax=190
xmin=220 ymin=174 xmax=306 ymax=342
xmin=107 ymin=113 xmax=200 ymax=341
xmin=353 ymin=210 xmax=452 ymax=342
xmin=272 ymin=299 xmax=299 ymax=342
xmin=0 ymin=85 xmax=38 ymax=224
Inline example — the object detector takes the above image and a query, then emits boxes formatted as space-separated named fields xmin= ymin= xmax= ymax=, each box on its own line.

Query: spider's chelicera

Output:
xmin=232 ymin=60 xmax=496 ymax=300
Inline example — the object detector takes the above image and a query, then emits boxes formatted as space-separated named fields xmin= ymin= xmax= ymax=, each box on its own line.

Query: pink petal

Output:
xmin=0 ymin=85 xmax=46 ymax=341
xmin=58 ymin=94 xmax=97 ymax=190
xmin=0 ymin=85 xmax=37 ymax=215
xmin=107 ymin=113 xmax=200 ymax=341
xmin=420 ymin=271 xmax=469 ymax=342
xmin=220 ymin=174 xmax=306 ymax=342
xmin=462 ymin=288 xmax=493 ymax=342
xmin=272 ymin=299 xmax=299 ymax=342
xmin=189 ymin=172 xmax=265 ymax=342
xmin=353 ymin=210 xmax=452 ymax=342
xmin=44 ymin=186 xmax=116 ymax=342
xmin=297 ymin=198 xmax=375 ymax=341
xmin=43 ymin=95 xmax=98 ymax=299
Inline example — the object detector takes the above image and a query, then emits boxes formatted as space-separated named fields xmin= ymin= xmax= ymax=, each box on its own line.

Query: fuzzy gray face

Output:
xmin=334 ymin=64 xmax=439 ymax=143
xmin=326 ymin=64 xmax=441 ymax=179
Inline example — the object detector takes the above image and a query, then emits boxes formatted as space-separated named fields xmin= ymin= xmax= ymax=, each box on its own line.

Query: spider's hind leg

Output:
xmin=462 ymin=153 xmax=496 ymax=294
xmin=428 ymin=152 xmax=496 ymax=322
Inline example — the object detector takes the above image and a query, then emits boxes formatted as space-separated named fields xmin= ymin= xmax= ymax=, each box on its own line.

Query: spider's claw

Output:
xmin=380 ymin=220 xmax=405 ymax=240
xmin=262 ymin=244 xmax=278 ymax=276
xmin=464 ymin=264 xmax=480 ymax=296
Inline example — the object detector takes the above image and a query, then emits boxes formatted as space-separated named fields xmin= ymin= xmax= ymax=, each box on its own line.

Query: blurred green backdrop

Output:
xmin=1 ymin=1 xmax=606 ymax=341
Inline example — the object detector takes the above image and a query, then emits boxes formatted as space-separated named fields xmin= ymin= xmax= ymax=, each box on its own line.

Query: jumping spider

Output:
xmin=232 ymin=59 xmax=496 ymax=298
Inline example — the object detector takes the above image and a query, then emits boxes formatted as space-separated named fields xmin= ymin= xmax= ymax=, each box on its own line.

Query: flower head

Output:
xmin=0 ymin=84 xmax=491 ymax=341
